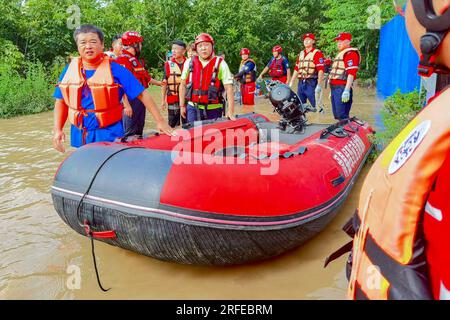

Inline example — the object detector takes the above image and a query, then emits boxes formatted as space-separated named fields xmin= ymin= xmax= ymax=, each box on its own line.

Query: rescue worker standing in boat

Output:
xmin=161 ymin=40 xmax=187 ymax=128
xmin=257 ymin=45 xmax=291 ymax=84
xmin=234 ymin=48 xmax=257 ymax=107
xmin=289 ymin=33 xmax=325 ymax=109
xmin=52 ymin=25 xmax=173 ymax=153
xmin=179 ymin=33 xmax=236 ymax=123
xmin=115 ymin=31 xmax=163 ymax=138
xmin=346 ymin=0 xmax=450 ymax=300
xmin=328 ymin=32 xmax=360 ymax=120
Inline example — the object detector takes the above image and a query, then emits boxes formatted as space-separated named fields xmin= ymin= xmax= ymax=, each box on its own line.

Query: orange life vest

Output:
xmin=58 ymin=57 xmax=123 ymax=129
xmin=329 ymin=48 xmax=359 ymax=81
xmin=347 ymin=88 xmax=450 ymax=300
xmin=165 ymin=58 xmax=185 ymax=104
xmin=296 ymin=49 xmax=319 ymax=79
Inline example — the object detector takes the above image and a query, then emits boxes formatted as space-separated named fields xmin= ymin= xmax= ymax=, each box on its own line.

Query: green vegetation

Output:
xmin=0 ymin=0 xmax=398 ymax=118
xmin=0 ymin=39 xmax=54 ymax=118
xmin=376 ymin=90 xmax=425 ymax=146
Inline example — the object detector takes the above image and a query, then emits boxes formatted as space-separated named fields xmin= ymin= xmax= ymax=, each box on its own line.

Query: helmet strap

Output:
xmin=418 ymin=31 xmax=450 ymax=77
xmin=412 ymin=0 xmax=450 ymax=77
xmin=132 ymin=43 xmax=141 ymax=58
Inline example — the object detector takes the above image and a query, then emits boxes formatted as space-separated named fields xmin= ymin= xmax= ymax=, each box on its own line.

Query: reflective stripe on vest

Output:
xmin=239 ymin=58 xmax=257 ymax=83
xmin=348 ymin=88 xmax=450 ymax=300
xmin=187 ymin=55 xmax=223 ymax=105
xmin=296 ymin=49 xmax=319 ymax=79
xmin=329 ymin=48 xmax=359 ymax=81
xmin=166 ymin=59 xmax=185 ymax=104
xmin=58 ymin=57 xmax=123 ymax=129
xmin=268 ymin=57 xmax=286 ymax=78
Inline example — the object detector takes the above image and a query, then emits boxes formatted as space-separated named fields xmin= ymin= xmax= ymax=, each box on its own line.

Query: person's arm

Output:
xmin=161 ymin=82 xmax=168 ymax=110
xmin=218 ymin=60 xmax=236 ymax=120
xmin=179 ymin=79 xmax=187 ymax=119
xmin=149 ymin=78 xmax=162 ymax=86
xmin=289 ymin=70 xmax=298 ymax=87
xmin=224 ymin=83 xmax=235 ymax=120
xmin=257 ymin=66 xmax=269 ymax=80
xmin=342 ymin=51 xmax=359 ymax=102
xmin=137 ymin=90 xmax=174 ymax=135
xmin=179 ymin=59 xmax=191 ymax=119
xmin=345 ymin=74 xmax=355 ymax=91
xmin=315 ymin=52 xmax=326 ymax=89
xmin=318 ymin=70 xmax=325 ymax=88
xmin=53 ymin=99 xmax=68 ymax=153
xmin=284 ymin=58 xmax=291 ymax=84
xmin=123 ymin=94 xmax=133 ymax=117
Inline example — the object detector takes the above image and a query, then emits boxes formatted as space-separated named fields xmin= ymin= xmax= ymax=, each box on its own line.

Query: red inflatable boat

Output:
xmin=52 ymin=112 xmax=374 ymax=265
xmin=52 ymin=83 xmax=374 ymax=265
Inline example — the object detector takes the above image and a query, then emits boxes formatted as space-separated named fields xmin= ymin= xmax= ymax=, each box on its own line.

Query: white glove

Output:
xmin=315 ymin=85 xmax=322 ymax=94
xmin=342 ymin=89 xmax=351 ymax=103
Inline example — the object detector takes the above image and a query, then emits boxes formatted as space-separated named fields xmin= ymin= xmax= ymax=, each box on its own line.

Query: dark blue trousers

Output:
xmin=297 ymin=78 xmax=318 ymax=108
xmin=331 ymin=85 xmax=353 ymax=120
xmin=186 ymin=104 xmax=223 ymax=123
xmin=123 ymin=97 xmax=146 ymax=137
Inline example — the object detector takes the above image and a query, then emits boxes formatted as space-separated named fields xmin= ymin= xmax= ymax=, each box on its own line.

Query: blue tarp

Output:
xmin=377 ymin=14 xmax=421 ymax=98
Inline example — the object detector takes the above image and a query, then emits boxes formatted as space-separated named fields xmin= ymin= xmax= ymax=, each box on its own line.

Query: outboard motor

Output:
xmin=267 ymin=81 xmax=316 ymax=134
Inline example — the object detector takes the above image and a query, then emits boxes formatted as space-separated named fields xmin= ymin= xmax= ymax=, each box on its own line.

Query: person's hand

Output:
xmin=124 ymin=105 xmax=133 ymax=117
xmin=180 ymin=105 xmax=187 ymax=119
xmin=52 ymin=129 xmax=66 ymax=153
xmin=257 ymin=75 xmax=262 ymax=82
xmin=161 ymin=103 xmax=167 ymax=111
xmin=328 ymin=92 xmax=332 ymax=101
xmin=342 ymin=89 xmax=351 ymax=103
xmin=157 ymin=120 xmax=176 ymax=136
xmin=226 ymin=109 xmax=236 ymax=121
xmin=315 ymin=85 xmax=322 ymax=95
xmin=289 ymin=80 xmax=294 ymax=88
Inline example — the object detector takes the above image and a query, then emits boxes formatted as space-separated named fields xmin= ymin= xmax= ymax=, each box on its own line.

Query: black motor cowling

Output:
xmin=267 ymin=82 xmax=315 ymax=133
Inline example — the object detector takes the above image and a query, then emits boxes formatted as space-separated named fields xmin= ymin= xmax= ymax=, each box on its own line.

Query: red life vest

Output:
xmin=58 ymin=56 xmax=123 ymax=129
xmin=424 ymin=144 xmax=450 ymax=300
xmin=186 ymin=55 xmax=223 ymax=105
xmin=268 ymin=57 xmax=286 ymax=78
xmin=165 ymin=57 xmax=186 ymax=104
xmin=116 ymin=50 xmax=151 ymax=88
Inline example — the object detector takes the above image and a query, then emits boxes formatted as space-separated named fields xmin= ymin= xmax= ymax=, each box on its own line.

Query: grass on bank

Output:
xmin=368 ymin=89 xmax=424 ymax=161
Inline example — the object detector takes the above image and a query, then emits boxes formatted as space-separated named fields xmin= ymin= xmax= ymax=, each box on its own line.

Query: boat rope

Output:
xmin=75 ymin=146 xmax=144 ymax=292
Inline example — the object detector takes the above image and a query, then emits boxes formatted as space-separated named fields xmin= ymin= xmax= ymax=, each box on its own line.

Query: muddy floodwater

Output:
xmin=0 ymin=86 xmax=381 ymax=299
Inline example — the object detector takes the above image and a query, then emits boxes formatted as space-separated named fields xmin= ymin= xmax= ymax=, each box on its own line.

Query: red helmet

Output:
xmin=240 ymin=48 xmax=250 ymax=56
xmin=194 ymin=33 xmax=214 ymax=49
xmin=303 ymin=33 xmax=316 ymax=41
xmin=334 ymin=32 xmax=352 ymax=42
xmin=122 ymin=31 xmax=143 ymax=46
xmin=272 ymin=45 xmax=282 ymax=53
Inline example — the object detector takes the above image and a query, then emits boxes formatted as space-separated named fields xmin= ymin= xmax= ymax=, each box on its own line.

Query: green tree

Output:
xmin=320 ymin=0 xmax=396 ymax=80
